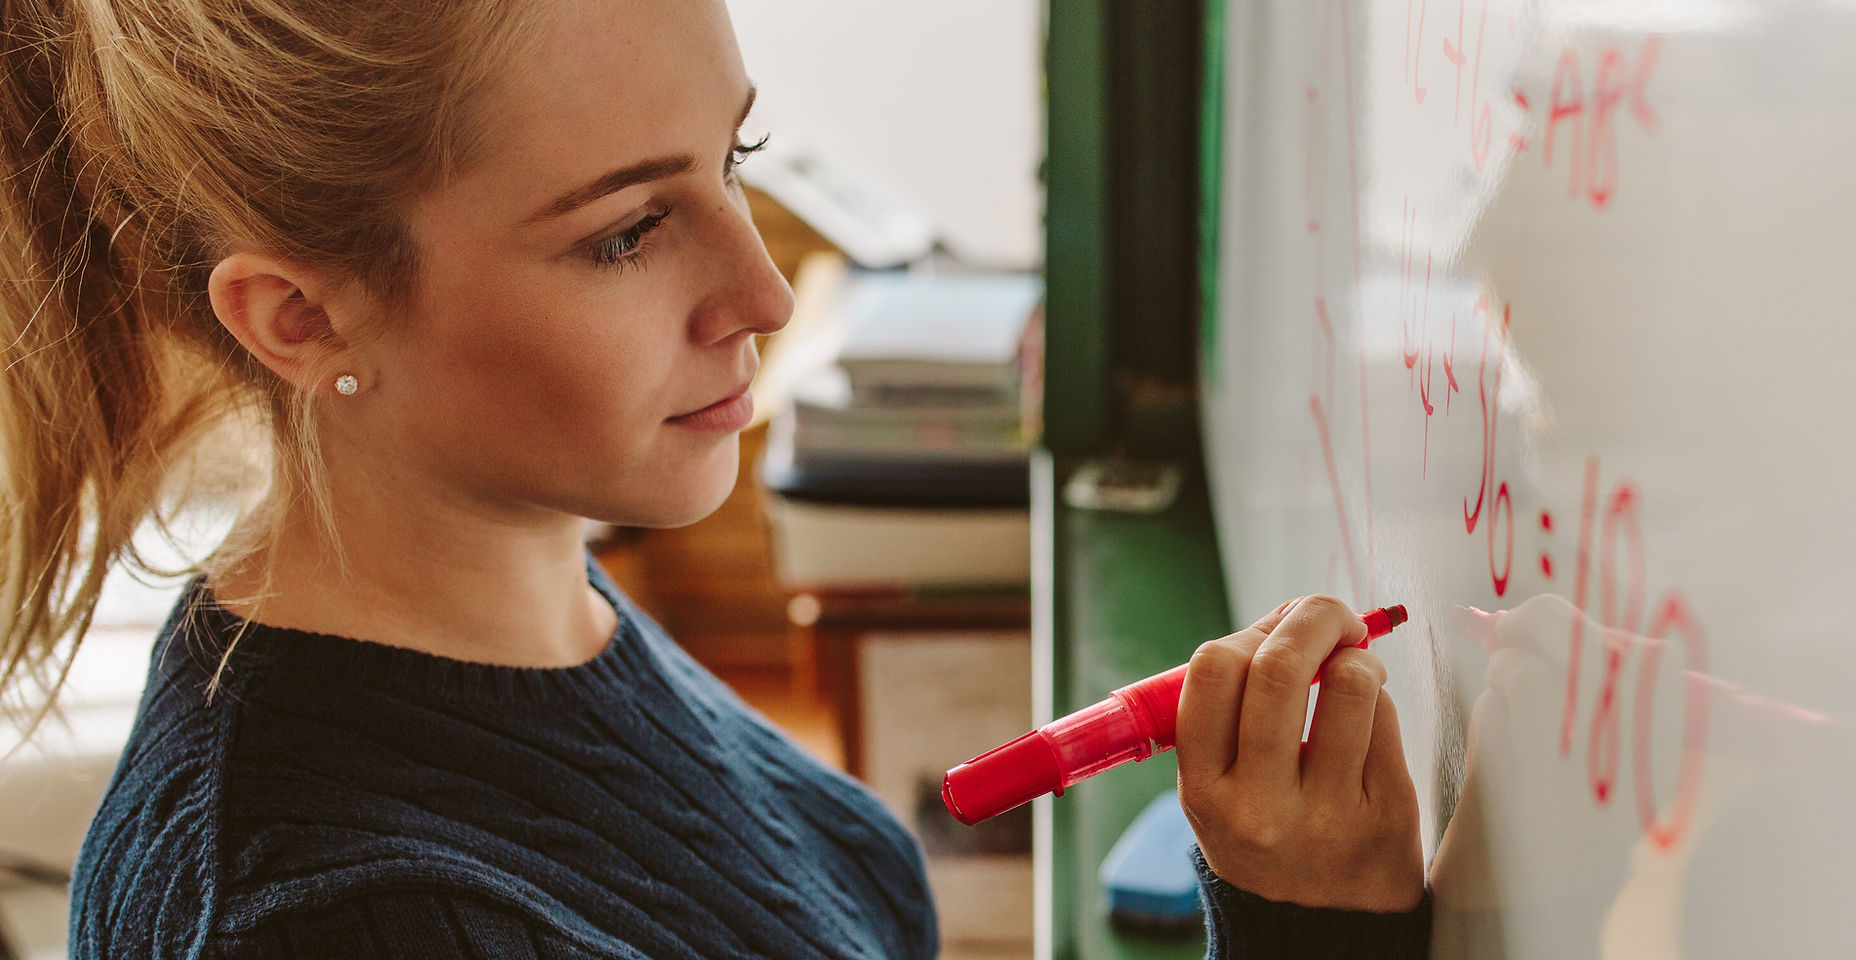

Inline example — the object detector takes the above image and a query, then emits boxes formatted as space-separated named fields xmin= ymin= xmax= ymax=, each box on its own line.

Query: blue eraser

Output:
xmin=1097 ymin=789 xmax=1202 ymax=936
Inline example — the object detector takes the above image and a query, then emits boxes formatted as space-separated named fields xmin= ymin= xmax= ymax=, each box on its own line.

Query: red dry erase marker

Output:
xmin=942 ymin=604 xmax=1408 ymax=826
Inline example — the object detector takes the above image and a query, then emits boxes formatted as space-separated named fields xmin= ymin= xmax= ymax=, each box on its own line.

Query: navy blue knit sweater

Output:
xmin=69 ymin=552 xmax=1431 ymax=958
xmin=70 ymin=556 xmax=938 ymax=959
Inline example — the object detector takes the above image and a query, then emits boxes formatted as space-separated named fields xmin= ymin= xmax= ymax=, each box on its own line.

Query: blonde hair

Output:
xmin=0 ymin=0 xmax=543 ymax=748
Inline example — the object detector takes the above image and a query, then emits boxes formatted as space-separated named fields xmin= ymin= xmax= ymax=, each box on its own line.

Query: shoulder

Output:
xmin=69 ymin=589 xmax=242 ymax=959
xmin=207 ymin=877 xmax=649 ymax=960
xmin=71 ymin=686 xmax=643 ymax=960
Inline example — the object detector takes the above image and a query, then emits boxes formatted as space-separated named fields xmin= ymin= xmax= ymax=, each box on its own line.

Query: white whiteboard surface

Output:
xmin=1203 ymin=2 xmax=1856 ymax=956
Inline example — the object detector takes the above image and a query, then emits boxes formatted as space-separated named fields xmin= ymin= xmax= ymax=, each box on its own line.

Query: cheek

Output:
xmin=386 ymin=253 xmax=744 ymax=525
xmin=405 ymin=279 xmax=677 ymax=464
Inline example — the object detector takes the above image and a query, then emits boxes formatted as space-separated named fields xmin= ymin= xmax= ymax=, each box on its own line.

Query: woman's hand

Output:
xmin=1175 ymin=594 xmax=1424 ymax=912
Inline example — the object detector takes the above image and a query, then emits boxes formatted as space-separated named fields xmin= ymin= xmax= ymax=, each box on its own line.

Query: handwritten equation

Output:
xmin=1295 ymin=0 xmax=1706 ymax=851
xmin=1407 ymin=0 xmax=1662 ymax=205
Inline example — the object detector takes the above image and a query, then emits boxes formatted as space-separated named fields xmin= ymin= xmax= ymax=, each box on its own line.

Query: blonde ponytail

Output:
xmin=0 ymin=0 xmax=545 ymax=747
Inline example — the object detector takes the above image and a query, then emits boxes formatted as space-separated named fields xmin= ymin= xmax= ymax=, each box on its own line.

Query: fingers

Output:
xmin=1236 ymin=595 xmax=1368 ymax=787
xmin=1302 ymin=647 xmax=1388 ymax=793
xmin=1176 ymin=599 xmax=1300 ymax=785
xmin=1177 ymin=637 xmax=1260 ymax=784
xmin=1363 ymin=688 xmax=1417 ymax=805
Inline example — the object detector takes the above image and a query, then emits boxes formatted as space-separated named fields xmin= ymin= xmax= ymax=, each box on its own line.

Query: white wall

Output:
xmin=724 ymin=0 xmax=1044 ymax=270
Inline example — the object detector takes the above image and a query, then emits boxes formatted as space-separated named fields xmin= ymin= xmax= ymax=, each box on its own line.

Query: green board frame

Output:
xmin=1043 ymin=0 xmax=1208 ymax=462
xmin=1039 ymin=1 xmax=1236 ymax=954
xmin=1040 ymin=453 xmax=1232 ymax=960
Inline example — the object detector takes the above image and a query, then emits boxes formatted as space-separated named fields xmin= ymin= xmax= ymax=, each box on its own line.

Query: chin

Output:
xmin=611 ymin=439 xmax=741 ymax=529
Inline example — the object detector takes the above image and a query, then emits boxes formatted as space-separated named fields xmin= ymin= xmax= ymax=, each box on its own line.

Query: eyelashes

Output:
xmin=586 ymin=132 xmax=772 ymax=274
xmin=726 ymin=132 xmax=771 ymax=179
xmin=587 ymin=207 xmax=672 ymax=272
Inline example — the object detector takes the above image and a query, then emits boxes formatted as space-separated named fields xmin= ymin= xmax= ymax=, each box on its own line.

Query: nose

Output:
xmin=691 ymin=195 xmax=795 ymax=346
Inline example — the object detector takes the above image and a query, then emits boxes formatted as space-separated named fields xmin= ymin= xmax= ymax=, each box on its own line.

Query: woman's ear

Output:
xmin=207 ymin=252 xmax=356 ymax=394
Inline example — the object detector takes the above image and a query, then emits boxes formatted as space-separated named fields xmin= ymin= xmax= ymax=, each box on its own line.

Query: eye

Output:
xmin=587 ymin=207 xmax=673 ymax=272
xmin=724 ymin=131 xmax=771 ymax=182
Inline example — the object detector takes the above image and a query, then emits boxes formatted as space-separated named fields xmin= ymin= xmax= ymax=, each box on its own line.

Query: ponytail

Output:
xmin=0 ymin=0 xmax=544 ymax=747
xmin=0 ymin=0 xmax=238 ymax=748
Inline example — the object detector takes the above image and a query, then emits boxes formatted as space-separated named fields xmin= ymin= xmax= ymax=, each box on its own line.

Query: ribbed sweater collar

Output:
xmin=161 ymin=550 xmax=646 ymax=710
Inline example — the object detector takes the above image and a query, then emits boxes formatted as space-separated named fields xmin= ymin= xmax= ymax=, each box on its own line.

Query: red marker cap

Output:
xmin=942 ymin=730 xmax=1062 ymax=825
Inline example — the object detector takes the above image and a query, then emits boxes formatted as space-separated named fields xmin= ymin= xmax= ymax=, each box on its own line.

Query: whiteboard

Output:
xmin=1202 ymin=2 xmax=1856 ymax=956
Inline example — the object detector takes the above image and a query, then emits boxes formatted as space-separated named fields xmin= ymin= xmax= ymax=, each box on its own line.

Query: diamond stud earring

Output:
xmin=334 ymin=374 xmax=359 ymax=396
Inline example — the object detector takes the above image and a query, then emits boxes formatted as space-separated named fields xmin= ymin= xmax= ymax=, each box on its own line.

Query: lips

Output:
xmin=671 ymin=377 xmax=754 ymax=420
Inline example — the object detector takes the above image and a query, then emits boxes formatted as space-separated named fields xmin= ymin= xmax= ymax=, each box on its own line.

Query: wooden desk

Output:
xmin=782 ymin=587 xmax=1030 ymax=780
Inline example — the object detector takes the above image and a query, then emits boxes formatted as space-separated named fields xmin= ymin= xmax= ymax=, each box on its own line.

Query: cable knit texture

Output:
xmin=69 ymin=553 xmax=939 ymax=959
xmin=1192 ymin=845 xmax=1433 ymax=959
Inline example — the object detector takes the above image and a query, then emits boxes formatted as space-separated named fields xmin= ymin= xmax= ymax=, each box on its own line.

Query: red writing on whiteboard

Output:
xmin=1440 ymin=0 xmax=1467 ymax=121
xmin=1538 ymin=509 xmax=1554 ymax=579
xmin=1310 ymin=395 xmax=1363 ymax=604
xmin=1297 ymin=0 xmax=1377 ymax=610
xmin=1397 ymin=201 xmax=1463 ymax=477
xmin=1406 ymin=0 xmax=1430 ymax=104
xmin=1557 ymin=458 xmax=1711 ymax=851
xmin=1532 ymin=41 xmax=1659 ymax=208
xmin=1428 ymin=0 xmax=1661 ymax=206
xmin=1399 ymin=198 xmax=1428 ymax=385
xmin=1463 ymin=296 xmax=1514 ymax=596
xmin=1297 ymin=1 xmax=1700 ymax=853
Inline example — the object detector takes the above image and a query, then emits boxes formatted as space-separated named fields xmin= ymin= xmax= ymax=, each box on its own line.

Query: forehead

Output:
xmin=437 ymin=0 xmax=746 ymax=220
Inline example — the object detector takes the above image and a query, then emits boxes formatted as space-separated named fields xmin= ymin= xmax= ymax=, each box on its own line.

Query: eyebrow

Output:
xmin=524 ymin=84 xmax=759 ymax=225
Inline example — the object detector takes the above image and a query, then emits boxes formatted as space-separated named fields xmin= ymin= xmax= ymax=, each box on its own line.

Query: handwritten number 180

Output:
xmin=1561 ymin=461 xmax=1711 ymax=852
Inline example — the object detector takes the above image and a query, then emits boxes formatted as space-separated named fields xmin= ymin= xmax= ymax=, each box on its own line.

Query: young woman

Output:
xmin=0 ymin=0 xmax=1433 ymax=956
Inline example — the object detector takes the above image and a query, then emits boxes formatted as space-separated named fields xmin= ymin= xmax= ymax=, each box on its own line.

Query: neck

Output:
xmin=209 ymin=479 xmax=618 ymax=670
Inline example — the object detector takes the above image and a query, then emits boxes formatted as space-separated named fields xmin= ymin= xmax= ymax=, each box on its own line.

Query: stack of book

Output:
xmin=759 ymin=268 xmax=1043 ymax=590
